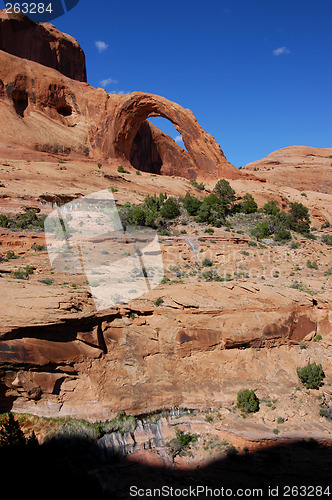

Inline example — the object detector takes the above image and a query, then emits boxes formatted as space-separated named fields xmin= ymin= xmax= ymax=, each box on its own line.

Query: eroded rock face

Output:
xmin=1 ymin=281 xmax=330 ymax=420
xmin=0 ymin=11 xmax=87 ymax=82
xmin=108 ymin=92 xmax=238 ymax=181
xmin=0 ymin=12 xmax=240 ymax=181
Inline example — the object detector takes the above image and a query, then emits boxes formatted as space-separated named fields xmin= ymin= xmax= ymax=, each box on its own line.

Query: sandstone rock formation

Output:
xmin=0 ymin=9 xmax=239 ymax=181
xmin=0 ymin=12 xmax=331 ymax=453
xmin=0 ymin=11 xmax=87 ymax=81
xmin=108 ymin=92 xmax=238 ymax=181
xmin=243 ymin=146 xmax=332 ymax=195
xmin=1 ymin=279 xmax=331 ymax=420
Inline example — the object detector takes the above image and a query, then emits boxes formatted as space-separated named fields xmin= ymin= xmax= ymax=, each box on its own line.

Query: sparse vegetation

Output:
xmin=154 ymin=297 xmax=164 ymax=306
xmin=0 ymin=209 xmax=46 ymax=231
xmin=307 ymin=260 xmax=318 ymax=270
xmin=237 ymin=389 xmax=260 ymax=413
xmin=322 ymin=234 xmax=332 ymax=246
xmin=297 ymin=361 xmax=325 ymax=389
xmin=117 ymin=165 xmax=130 ymax=174
xmin=190 ymin=179 xmax=205 ymax=190
xmin=12 ymin=265 xmax=34 ymax=279
xmin=166 ymin=428 xmax=198 ymax=460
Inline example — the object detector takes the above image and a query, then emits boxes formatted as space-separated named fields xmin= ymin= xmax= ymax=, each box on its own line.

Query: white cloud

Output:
xmin=95 ymin=40 xmax=109 ymax=53
xmin=273 ymin=46 xmax=290 ymax=56
xmin=109 ymin=90 xmax=130 ymax=95
xmin=99 ymin=77 xmax=118 ymax=87
xmin=174 ymin=135 xmax=183 ymax=143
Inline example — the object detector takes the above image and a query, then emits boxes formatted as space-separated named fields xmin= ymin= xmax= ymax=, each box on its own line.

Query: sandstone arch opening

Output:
xmin=130 ymin=117 xmax=187 ymax=175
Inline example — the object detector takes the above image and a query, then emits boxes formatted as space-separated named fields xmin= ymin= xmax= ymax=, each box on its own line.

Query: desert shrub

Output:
xmin=154 ymin=297 xmax=164 ymax=307
xmin=213 ymin=179 xmax=236 ymax=214
xmin=322 ymin=234 xmax=332 ymax=246
xmin=277 ymin=417 xmax=284 ymax=424
xmin=241 ymin=193 xmax=258 ymax=214
xmin=263 ymin=200 xmax=280 ymax=216
xmin=39 ymin=277 xmax=55 ymax=285
xmin=117 ymin=165 xmax=129 ymax=173
xmin=0 ymin=214 xmax=8 ymax=228
xmin=297 ymin=361 xmax=325 ymax=389
xmin=31 ymin=243 xmax=46 ymax=251
xmin=274 ymin=228 xmax=291 ymax=242
xmin=202 ymin=258 xmax=213 ymax=267
xmin=166 ymin=429 xmax=198 ymax=460
xmin=190 ymin=179 xmax=205 ymax=190
xmin=128 ymin=207 xmax=147 ymax=226
xmin=160 ymin=197 xmax=180 ymax=219
xmin=251 ymin=221 xmax=271 ymax=239
xmin=196 ymin=193 xmax=225 ymax=226
xmin=290 ymin=241 xmax=300 ymax=249
xmin=237 ymin=389 xmax=260 ymax=413
xmin=307 ymin=260 xmax=318 ymax=270
xmin=201 ymin=269 xmax=223 ymax=281
xmin=6 ymin=251 xmax=17 ymax=260
xmin=144 ymin=193 xmax=167 ymax=212
xmin=288 ymin=202 xmax=310 ymax=235
xmin=320 ymin=408 xmax=332 ymax=420
xmin=204 ymin=227 xmax=214 ymax=234
xmin=12 ymin=265 xmax=34 ymax=280
xmin=321 ymin=220 xmax=330 ymax=229
xmin=135 ymin=170 xmax=141 ymax=175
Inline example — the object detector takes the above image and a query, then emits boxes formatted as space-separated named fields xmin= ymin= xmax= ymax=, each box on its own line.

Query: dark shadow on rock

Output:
xmin=0 ymin=433 xmax=331 ymax=499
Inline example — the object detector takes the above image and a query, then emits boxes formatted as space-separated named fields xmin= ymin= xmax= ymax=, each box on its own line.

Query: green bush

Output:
xmin=251 ymin=221 xmax=271 ymax=239
xmin=274 ymin=228 xmax=291 ymax=242
xmin=320 ymin=408 xmax=332 ymax=420
xmin=307 ymin=260 xmax=318 ymax=270
xmin=213 ymin=179 xmax=236 ymax=214
xmin=322 ymin=234 xmax=332 ymax=246
xmin=321 ymin=220 xmax=330 ymax=229
xmin=117 ymin=165 xmax=129 ymax=173
xmin=202 ymin=258 xmax=213 ymax=267
xmin=190 ymin=179 xmax=205 ymax=190
xmin=288 ymin=202 xmax=310 ymax=235
xmin=241 ymin=193 xmax=258 ymax=214
xmin=12 ymin=265 xmax=34 ymax=280
xmin=39 ymin=278 xmax=55 ymax=285
xmin=263 ymin=200 xmax=280 ymax=216
xmin=0 ymin=214 xmax=9 ymax=228
xmin=237 ymin=389 xmax=260 ymax=413
xmin=160 ymin=197 xmax=180 ymax=219
xmin=196 ymin=193 xmax=225 ymax=226
xmin=6 ymin=251 xmax=17 ymax=260
xmin=297 ymin=361 xmax=325 ymax=389
xmin=166 ymin=429 xmax=198 ymax=459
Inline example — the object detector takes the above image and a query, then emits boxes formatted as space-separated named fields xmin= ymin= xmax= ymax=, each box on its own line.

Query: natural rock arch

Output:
xmin=106 ymin=92 xmax=238 ymax=180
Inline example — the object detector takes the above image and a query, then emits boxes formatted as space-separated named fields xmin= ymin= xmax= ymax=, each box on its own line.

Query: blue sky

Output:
xmin=53 ymin=0 xmax=331 ymax=167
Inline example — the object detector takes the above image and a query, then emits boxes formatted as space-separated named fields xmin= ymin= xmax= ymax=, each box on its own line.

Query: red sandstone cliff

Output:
xmin=0 ymin=11 xmax=87 ymax=82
